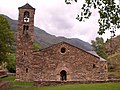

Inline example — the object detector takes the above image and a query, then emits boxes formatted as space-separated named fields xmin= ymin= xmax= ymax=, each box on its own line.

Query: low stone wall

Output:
xmin=108 ymin=76 xmax=120 ymax=80
xmin=0 ymin=81 xmax=9 ymax=90
xmin=7 ymin=73 xmax=15 ymax=76
xmin=34 ymin=80 xmax=120 ymax=86
xmin=0 ymin=70 xmax=7 ymax=78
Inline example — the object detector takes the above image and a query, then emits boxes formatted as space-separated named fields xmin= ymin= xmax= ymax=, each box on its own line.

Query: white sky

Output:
xmin=0 ymin=0 xmax=120 ymax=43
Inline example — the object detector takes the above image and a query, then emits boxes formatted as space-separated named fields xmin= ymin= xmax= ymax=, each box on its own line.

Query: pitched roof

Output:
xmin=18 ymin=3 xmax=35 ymax=10
xmin=87 ymin=51 xmax=106 ymax=61
xmin=34 ymin=41 xmax=106 ymax=61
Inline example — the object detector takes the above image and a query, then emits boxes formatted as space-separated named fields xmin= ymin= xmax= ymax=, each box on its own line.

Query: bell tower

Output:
xmin=16 ymin=3 xmax=35 ymax=81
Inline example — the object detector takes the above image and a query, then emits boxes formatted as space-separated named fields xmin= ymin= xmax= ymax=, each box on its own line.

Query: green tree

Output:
xmin=91 ymin=37 xmax=107 ymax=59
xmin=0 ymin=16 xmax=14 ymax=65
xmin=65 ymin=0 xmax=120 ymax=35
xmin=32 ymin=42 xmax=41 ymax=50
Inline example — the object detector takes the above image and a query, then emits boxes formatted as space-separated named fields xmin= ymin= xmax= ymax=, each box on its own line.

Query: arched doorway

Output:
xmin=60 ymin=70 xmax=67 ymax=81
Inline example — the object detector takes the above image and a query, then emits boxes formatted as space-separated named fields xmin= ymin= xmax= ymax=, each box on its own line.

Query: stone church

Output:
xmin=16 ymin=3 xmax=108 ymax=82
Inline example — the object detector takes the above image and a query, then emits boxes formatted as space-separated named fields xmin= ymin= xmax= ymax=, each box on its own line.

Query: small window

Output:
xmin=24 ymin=11 xmax=29 ymax=18
xmin=61 ymin=47 xmax=66 ymax=53
xmin=26 ymin=68 xmax=28 ymax=73
xmin=93 ymin=64 xmax=96 ymax=68
xmin=23 ymin=52 xmax=26 ymax=55
xmin=105 ymin=65 xmax=107 ymax=69
xmin=23 ymin=25 xmax=29 ymax=34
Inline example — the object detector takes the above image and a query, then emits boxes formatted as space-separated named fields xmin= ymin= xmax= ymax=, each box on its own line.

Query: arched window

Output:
xmin=23 ymin=25 xmax=29 ymax=34
xmin=24 ymin=11 xmax=30 ymax=22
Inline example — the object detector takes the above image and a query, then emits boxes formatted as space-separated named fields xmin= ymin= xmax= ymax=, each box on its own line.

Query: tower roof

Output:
xmin=18 ymin=3 xmax=35 ymax=10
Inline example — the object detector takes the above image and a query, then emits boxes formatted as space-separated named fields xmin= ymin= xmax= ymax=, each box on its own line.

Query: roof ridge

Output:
xmin=18 ymin=3 xmax=35 ymax=10
xmin=33 ymin=41 xmax=106 ymax=61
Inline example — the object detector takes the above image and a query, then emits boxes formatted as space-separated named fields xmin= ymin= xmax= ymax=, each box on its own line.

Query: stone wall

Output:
xmin=16 ymin=4 xmax=108 ymax=82
xmin=16 ymin=7 xmax=35 ymax=81
xmin=31 ymin=42 xmax=108 ymax=81
xmin=34 ymin=80 xmax=120 ymax=86
xmin=0 ymin=81 xmax=9 ymax=90
xmin=0 ymin=70 xmax=7 ymax=78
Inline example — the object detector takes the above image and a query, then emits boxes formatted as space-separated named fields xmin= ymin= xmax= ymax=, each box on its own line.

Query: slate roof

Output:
xmin=87 ymin=51 xmax=106 ymax=61
xmin=18 ymin=3 xmax=35 ymax=10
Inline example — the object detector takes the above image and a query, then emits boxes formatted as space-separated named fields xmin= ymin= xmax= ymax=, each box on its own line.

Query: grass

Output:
xmin=2 ymin=76 xmax=120 ymax=90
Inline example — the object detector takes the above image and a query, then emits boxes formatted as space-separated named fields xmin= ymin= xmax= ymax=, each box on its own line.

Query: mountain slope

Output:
xmin=1 ymin=14 xmax=93 ymax=51
xmin=105 ymin=36 xmax=120 ymax=76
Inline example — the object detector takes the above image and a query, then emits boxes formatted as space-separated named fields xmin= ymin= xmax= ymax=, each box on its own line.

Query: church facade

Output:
xmin=16 ymin=3 xmax=108 ymax=82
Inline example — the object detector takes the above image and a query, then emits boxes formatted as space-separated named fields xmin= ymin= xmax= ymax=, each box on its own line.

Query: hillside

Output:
xmin=105 ymin=35 xmax=120 ymax=55
xmin=105 ymin=36 xmax=120 ymax=76
xmin=0 ymin=14 xmax=93 ymax=51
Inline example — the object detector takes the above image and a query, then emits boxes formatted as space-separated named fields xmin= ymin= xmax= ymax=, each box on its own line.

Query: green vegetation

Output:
xmin=91 ymin=37 xmax=107 ymax=59
xmin=107 ymin=52 xmax=120 ymax=77
xmin=2 ymin=76 xmax=120 ymax=90
xmin=105 ymin=36 xmax=120 ymax=76
xmin=65 ymin=0 xmax=120 ymax=35
xmin=33 ymin=42 xmax=41 ymax=50
xmin=0 ymin=15 xmax=15 ymax=73
xmin=91 ymin=37 xmax=120 ymax=77
xmin=6 ymin=53 xmax=16 ymax=73
xmin=0 ymin=16 xmax=14 ymax=65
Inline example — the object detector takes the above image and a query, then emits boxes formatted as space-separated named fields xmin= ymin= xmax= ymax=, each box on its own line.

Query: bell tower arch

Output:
xmin=16 ymin=3 xmax=35 ymax=81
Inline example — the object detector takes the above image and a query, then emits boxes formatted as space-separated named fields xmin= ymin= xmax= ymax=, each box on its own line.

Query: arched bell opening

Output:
xmin=24 ymin=11 xmax=30 ymax=22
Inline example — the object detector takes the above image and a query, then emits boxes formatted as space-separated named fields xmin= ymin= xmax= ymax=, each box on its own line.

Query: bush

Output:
xmin=32 ymin=42 xmax=41 ymax=50
xmin=6 ymin=53 xmax=16 ymax=73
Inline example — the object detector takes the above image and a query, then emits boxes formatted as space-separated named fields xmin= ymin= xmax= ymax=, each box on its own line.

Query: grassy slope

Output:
xmin=107 ymin=52 xmax=120 ymax=76
xmin=105 ymin=36 xmax=120 ymax=77
xmin=2 ymin=76 xmax=120 ymax=90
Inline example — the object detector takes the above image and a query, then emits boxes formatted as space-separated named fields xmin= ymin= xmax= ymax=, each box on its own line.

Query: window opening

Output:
xmin=26 ymin=68 xmax=28 ymax=73
xmin=23 ymin=52 xmax=26 ymax=55
xmin=93 ymin=64 xmax=96 ymax=68
xmin=60 ymin=70 xmax=67 ymax=81
xmin=24 ymin=11 xmax=30 ymax=22
xmin=105 ymin=65 xmax=107 ymax=69
xmin=23 ymin=25 xmax=29 ymax=34
xmin=61 ymin=47 xmax=66 ymax=53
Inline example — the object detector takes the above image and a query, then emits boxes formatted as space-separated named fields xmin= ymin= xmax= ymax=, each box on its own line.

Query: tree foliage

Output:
xmin=32 ymin=42 xmax=41 ymax=50
xmin=0 ymin=16 xmax=14 ymax=65
xmin=6 ymin=53 xmax=16 ymax=73
xmin=91 ymin=37 xmax=107 ymax=59
xmin=65 ymin=0 xmax=120 ymax=35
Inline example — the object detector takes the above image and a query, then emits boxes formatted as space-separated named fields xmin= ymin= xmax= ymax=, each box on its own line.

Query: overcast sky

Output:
xmin=0 ymin=0 xmax=120 ymax=43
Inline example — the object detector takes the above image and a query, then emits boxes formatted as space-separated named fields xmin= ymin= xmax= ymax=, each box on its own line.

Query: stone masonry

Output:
xmin=16 ymin=3 xmax=108 ymax=82
xmin=32 ymin=42 xmax=108 ymax=81
xmin=16 ymin=3 xmax=35 ymax=81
